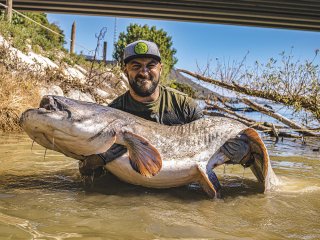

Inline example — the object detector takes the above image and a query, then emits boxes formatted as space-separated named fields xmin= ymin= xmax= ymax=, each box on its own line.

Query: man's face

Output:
xmin=124 ymin=58 xmax=162 ymax=97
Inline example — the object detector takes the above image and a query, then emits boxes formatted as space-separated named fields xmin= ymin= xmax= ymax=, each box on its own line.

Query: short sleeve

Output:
xmin=184 ymin=97 xmax=203 ymax=122
xmin=108 ymin=92 xmax=128 ymax=111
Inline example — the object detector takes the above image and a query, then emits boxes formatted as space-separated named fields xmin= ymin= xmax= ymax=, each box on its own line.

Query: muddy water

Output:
xmin=0 ymin=133 xmax=319 ymax=240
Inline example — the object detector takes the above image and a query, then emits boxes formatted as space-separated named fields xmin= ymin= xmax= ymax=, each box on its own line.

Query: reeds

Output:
xmin=0 ymin=64 xmax=41 ymax=132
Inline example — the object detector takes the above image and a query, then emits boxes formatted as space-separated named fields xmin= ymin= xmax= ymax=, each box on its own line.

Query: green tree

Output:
xmin=113 ymin=24 xmax=177 ymax=83
xmin=0 ymin=12 xmax=65 ymax=52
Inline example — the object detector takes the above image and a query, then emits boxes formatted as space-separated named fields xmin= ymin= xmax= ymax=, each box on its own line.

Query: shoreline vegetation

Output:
xmin=0 ymin=12 xmax=319 ymax=149
xmin=0 ymin=14 xmax=127 ymax=132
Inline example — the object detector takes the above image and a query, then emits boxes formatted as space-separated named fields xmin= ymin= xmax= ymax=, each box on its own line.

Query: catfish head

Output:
xmin=20 ymin=95 xmax=162 ymax=177
xmin=20 ymin=95 xmax=127 ymax=159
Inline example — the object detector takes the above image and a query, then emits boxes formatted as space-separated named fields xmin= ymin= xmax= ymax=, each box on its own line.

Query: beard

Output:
xmin=128 ymin=74 xmax=160 ymax=97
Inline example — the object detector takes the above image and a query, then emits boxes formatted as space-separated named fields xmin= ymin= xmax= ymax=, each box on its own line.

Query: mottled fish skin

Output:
xmin=20 ymin=95 xmax=278 ymax=192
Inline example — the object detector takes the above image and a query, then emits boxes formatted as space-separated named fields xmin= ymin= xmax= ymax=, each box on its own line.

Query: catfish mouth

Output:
xmin=37 ymin=95 xmax=73 ymax=119
xmin=38 ymin=95 xmax=103 ymax=118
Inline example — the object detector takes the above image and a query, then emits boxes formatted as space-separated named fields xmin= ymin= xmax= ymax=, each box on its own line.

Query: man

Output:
xmin=79 ymin=40 xmax=203 ymax=181
xmin=80 ymin=40 xmax=252 ymax=194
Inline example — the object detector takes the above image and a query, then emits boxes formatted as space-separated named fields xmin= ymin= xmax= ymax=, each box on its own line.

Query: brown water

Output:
xmin=0 ymin=133 xmax=319 ymax=240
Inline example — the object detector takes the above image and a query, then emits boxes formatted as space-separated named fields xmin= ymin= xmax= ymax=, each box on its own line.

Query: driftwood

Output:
xmin=241 ymin=98 xmax=320 ymax=137
xmin=205 ymin=101 xmax=301 ymax=138
xmin=178 ymin=69 xmax=320 ymax=120
xmin=205 ymin=102 xmax=255 ymax=124
xmin=179 ymin=69 xmax=320 ymax=139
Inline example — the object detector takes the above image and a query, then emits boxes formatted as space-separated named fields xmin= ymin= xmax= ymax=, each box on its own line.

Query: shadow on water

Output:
xmin=89 ymin=173 xmax=265 ymax=199
xmin=0 ymin=169 xmax=265 ymax=200
xmin=0 ymin=172 xmax=83 ymax=192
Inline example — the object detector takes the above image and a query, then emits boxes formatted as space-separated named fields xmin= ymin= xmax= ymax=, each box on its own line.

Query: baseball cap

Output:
xmin=123 ymin=40 xmax=161 ymax=64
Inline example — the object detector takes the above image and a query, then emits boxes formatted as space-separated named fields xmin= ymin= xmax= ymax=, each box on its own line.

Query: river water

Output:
xmin=0 ymin=133 xmax=319 ymax=239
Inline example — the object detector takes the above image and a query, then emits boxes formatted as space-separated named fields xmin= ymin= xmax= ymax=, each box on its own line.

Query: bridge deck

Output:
xmin=0 ymin=0 xmax=319 ymax=31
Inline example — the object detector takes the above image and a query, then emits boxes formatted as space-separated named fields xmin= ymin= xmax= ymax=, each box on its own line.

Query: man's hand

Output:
xmin=98 ymin=144 xmax=127 ymax=164
xmin=79 ymin=144 xmax=127 ymax=188
xmin=78 ymin=155 xmax=105 ymax=176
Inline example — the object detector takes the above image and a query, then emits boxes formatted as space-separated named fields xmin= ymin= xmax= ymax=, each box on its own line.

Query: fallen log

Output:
xmin=206 ymin=100 xmax=288 ymax=130
xmin=205 ymin=103 xmax=255 ymax=124
xmin=178 ymin=69 xmax=320 ymax=121
xmin=241 ymin=98 xmax=320 ymax=137
xmin=203 ymin=109 xmax=301 ymax=138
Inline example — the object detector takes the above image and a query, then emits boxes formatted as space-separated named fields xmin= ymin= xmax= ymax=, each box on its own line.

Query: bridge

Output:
xmin=1 ymin=0 xmax=320 ymax=31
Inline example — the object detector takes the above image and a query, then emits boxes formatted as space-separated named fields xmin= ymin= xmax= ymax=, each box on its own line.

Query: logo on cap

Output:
xmin=134 ymin=42 xmax=148 ymax=54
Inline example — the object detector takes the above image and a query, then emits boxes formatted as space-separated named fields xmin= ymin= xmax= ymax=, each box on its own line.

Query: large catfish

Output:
xmin=20 ymin=95 xmax=279 ymax=198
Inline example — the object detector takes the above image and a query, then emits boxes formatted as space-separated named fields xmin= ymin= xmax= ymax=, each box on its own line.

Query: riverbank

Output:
xmin=0 ymin=32 xmax=129 ymax=132
xmin=0 ymin=32 xmax=222 ymax=133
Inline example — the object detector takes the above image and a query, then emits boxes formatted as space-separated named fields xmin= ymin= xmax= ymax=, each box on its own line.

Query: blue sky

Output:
xmin=47 ymin=14 xmax=320 ymax=72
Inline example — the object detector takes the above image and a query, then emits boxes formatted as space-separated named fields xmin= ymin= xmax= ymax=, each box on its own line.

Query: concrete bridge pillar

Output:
xmin=70 ymin=21 xmax=76 ymax=54
xmin=6 ymin=0 xmax=12 ymax=23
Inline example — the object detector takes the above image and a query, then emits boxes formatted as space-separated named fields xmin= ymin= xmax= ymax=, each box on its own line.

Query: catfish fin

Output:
xmin=197 ymin=165 xmax=221 ymax=198
xmin=242 ymin=128 xmax=279 ymax=191
xmin=122 ymin=131 xmax=162 ymax=177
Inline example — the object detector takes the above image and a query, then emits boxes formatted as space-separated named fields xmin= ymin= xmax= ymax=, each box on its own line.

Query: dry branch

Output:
xmin=241 ymin=98 xmax=320 ymax=137
xmin=204 ymin=105 xmax=301 ymax=138
xmin=205 ymin=101 xmax=255 ymax=124
xmin=178 ymin=69 xmax=320 ymax=120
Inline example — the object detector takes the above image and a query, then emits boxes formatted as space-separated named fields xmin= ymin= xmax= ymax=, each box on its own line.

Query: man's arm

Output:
xmin=79 ymin=144 xmax=127 ymax=174
xmin=79 ymin=145 xmax=127 ymax=174
xmin=79 ymin=94 xmax=128 ymax=185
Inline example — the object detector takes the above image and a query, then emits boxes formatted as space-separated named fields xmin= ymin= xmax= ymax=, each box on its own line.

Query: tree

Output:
xmin=113 ymin=24 xmax=177 ymax=82
xmin=0 ymin=12 xmax=65 ymax=52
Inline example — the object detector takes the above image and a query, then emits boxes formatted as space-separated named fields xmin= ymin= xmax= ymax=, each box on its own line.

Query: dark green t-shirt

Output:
xmin=109 ymin=85 xmax=203 ymax=125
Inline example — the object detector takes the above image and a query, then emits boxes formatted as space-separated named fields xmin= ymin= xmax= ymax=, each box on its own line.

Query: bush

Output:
xmin=0 ymin=12 xmax=65 ymax=53
xmin=169 ymin=81 xmax=196 ymax=98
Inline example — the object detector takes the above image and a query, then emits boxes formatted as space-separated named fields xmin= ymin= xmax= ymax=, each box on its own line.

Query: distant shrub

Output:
xmin=169 ymin=80 xmax=196 ymax=98
xmin=0 ymin=11 xmax=65 ymax=53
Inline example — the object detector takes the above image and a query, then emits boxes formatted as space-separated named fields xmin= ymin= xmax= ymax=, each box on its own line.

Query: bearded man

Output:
xmin=79 ymin=40 xmax=202 ymax=183
xmin=79 ymin=40 xmax=253 ymax=193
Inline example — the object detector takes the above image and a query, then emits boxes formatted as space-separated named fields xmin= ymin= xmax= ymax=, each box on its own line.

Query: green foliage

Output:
xmin=71 ymin=53 xmax=89 ymax=66
xmin=169 ymin=80 xmax=196 ymax=98
xmin=61 ymin=56 xmax=74 ymax=66
xmin=243 ymin=49 xmax=320 ymax=120
xmin=0 ymin=11 xmax=65 ymax=53
xmin=113 ymin=24 xmax=177 ymax=83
